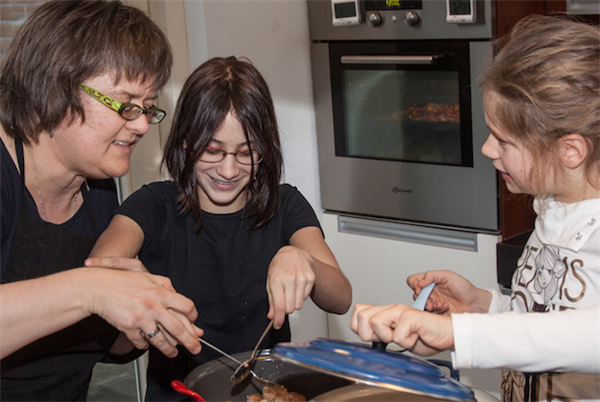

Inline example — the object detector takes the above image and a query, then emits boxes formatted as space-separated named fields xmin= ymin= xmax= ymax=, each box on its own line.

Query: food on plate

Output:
xmin=394 ymin=103 xmax=460 ymax=123
xmin=247 ymin=385 xmax=307 ymax=402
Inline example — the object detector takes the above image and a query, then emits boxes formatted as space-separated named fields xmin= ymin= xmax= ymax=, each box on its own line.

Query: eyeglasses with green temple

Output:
xmin=79 ymin=84 xmax=166 ymax=124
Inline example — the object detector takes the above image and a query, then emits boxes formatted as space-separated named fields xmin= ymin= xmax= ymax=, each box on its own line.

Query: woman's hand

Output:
xmin=351 ymin=303 xmax=454 ymax=356
xmin=82 ymin=267 xmax=202 ymax=358
xmin=407 ymin=270 xmax=491 ymax=314
xmin=266 ymin=245 xmax=316 ymax=329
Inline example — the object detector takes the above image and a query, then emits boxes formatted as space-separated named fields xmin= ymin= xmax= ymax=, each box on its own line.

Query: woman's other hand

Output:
xmin=407 ymin=270 xmax=491 ymax=314
xmin=351 ymin=303 xmax=454 ymax=356
xmin=82 ymin=267 xmax=202 ymax=358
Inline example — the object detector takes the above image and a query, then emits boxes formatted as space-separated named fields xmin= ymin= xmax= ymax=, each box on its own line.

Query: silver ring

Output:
xmin=143 ymin=328 xmax=160 ymax=340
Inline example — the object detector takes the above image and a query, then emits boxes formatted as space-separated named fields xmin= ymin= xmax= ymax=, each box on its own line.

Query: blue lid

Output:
xmin=273 ymin=339 xmax=475 ymax=401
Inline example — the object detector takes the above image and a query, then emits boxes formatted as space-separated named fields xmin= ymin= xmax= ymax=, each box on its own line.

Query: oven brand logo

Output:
xmin=392 ymin=187 xmax=413 ymax=194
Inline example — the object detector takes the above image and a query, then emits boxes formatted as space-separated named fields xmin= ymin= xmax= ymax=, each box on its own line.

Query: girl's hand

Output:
xmin=350 ymin=303 xmax=454 ymax=356
xmin=407 ymin=270 xmax=492 ymax=314
xmin=85 ymin=256 xmax=148 ymax=272
xmin=266 ymin=245 xmax=316 ymax=329
xmin=82 ymin=268 xmax=202 ymax=358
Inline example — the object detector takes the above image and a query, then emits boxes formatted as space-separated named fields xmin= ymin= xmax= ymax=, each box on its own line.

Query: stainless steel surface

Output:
xmin=311 ymin=384 xmax=499 ymax=402
xmin=340 ymin=55 xmax=440 ymax=65
xmin=307 ymin=0 xmax=494 ymax=41
xmin=310 ymin=40 xmax=500 ymax=232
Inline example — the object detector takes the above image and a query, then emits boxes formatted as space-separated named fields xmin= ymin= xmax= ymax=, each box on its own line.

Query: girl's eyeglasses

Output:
xmin=199 ymin=147 xmax=262 ymax=165
xmin=80 ymin=84 xmax=166 ymax=124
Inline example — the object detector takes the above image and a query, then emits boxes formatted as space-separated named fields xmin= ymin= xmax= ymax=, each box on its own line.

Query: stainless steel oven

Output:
xmin=309 ymin=0 xmax=500 ymax=232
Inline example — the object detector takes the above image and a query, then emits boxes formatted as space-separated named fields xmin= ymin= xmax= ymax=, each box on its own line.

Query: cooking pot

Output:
xmin=179 ymin=340 xmax=498 ymax=402
xmin=180 ymin=350 xmax=353 ymax=401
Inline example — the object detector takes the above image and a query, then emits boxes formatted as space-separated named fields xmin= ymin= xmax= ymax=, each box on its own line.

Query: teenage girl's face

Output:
xmin=481 ymin=112 xmax=537 ymax=197
xmin=194 ymin=111 xmax=256 ymax=214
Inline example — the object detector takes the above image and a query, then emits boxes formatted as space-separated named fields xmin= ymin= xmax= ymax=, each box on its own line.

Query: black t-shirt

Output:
xmin=116 ymin=181 xmax=322 ymax=401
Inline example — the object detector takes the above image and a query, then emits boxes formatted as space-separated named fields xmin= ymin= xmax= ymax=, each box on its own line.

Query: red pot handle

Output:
xmin=171 ymin=380 xmax=206 ymax=402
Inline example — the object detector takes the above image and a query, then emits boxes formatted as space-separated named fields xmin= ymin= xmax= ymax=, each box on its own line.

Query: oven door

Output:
xmin=330 ymin=40 xmax=473 ymax=167
xmin=311 ymin=40 xmax=500 ymax=231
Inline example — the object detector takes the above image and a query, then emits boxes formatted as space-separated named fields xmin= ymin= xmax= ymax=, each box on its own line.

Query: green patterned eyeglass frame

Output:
xmin=79 ymin=84 xmax=166 ymax=124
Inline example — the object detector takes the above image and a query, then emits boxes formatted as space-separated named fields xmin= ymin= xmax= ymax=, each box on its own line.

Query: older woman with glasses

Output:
xmin=0 ymin=1 xmax=201 ymax=400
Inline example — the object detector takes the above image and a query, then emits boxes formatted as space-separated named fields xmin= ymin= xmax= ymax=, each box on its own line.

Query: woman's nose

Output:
xmin=125 ymin=115 xmax=150 ymax=136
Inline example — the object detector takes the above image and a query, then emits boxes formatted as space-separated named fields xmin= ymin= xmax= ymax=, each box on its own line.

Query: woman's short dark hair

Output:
xmin=0 ymin=0 xmax=173 ymax=144
xmin=163 ymin=56 xmax=283 ymax=230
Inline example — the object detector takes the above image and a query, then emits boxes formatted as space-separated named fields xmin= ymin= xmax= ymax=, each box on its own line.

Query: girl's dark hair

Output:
xmin=480 ymin=15 xmax=600 ymax=193
xmin=0 ymin=0 xmax=173 ymax=144
xmin=163 ymin=56 xmax=283 ymax=231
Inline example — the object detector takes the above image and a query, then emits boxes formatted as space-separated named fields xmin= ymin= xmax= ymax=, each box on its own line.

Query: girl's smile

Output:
xmin=195 ymin=112 xmax=257 ymax=214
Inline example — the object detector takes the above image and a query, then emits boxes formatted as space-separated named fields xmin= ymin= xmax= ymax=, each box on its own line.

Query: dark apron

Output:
xmin=1 ymin=138 xmax=120 ymax=401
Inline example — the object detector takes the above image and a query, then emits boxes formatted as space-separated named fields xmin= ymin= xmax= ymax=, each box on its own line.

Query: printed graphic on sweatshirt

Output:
xmin=511 ymin=243 xmax=587 ymax=313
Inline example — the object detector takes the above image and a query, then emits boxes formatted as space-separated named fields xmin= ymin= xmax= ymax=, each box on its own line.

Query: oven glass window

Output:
xmin=343 ymin=69 xmax=462 ymax=165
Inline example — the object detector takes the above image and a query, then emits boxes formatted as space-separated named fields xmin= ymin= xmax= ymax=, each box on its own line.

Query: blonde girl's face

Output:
xmin=481 ymin=113 xmax=538 ymax=197
xmin=194 ymin=111 xmax=255 ymax=214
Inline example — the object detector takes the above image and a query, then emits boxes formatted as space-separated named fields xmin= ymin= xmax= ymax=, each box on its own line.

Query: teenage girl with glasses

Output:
xmin=88 ymin=56 xmax=353 ymax=401
xmin=351 ymin=15 xmax=600 ymax=401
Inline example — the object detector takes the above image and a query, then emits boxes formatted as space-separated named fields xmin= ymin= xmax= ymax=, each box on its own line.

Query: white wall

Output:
xmin=183 ymin=0 xmax=328 ymax=341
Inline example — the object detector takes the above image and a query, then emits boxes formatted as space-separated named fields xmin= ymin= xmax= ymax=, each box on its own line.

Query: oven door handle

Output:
xmin=340 ymin=55 xmax=442 ymax=65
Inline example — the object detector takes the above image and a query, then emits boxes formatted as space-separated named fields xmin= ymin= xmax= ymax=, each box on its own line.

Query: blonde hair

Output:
xmin=480 ymin=15 xmax=600 ymax=195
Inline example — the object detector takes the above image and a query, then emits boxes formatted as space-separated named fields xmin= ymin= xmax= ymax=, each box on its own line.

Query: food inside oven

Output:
xmin=394 ymin=103 xmax=460 ymax=123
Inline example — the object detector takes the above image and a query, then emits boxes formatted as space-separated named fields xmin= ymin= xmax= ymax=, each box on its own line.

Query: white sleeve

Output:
xmin=486 ymin=288 xmax=511 ymax=313
xmin=451 ymin=306 xmax=600 ymax=374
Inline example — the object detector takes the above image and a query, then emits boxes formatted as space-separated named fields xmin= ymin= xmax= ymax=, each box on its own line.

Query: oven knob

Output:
xmin=367 ymin=12 xmax=382 ymax=27
xmin=404 ymin=11 xmax=420 ymax=27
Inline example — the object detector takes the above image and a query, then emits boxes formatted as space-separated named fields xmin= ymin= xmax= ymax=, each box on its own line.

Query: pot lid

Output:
xmin=272 ymin=339 xmax=475 ymax=402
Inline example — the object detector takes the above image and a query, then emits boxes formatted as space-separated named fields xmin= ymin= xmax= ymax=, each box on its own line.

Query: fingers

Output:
xmin=351 ymin=304 xmax=397 ymax=342
xmin=87 ymin=268 xmax=200 ymax=357
xmin=266 ymin=247 xmax=316 ymax=330
xmin=85 ymin=257 xmax=148 ymax=272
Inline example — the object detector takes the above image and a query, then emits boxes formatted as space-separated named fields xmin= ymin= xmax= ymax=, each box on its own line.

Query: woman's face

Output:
xmin=53 ymin=72 xmax=158 ymax=179
xmin=194 ymin=111 xmax=256 ymax=214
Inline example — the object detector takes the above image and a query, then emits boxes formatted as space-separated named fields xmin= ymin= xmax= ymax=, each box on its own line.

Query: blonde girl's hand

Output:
xmin=407 ymin=270 xmax=492 ymax=314
xmin=266 ymin=245 xmax=316 ymax=330
xmin=350 ymin=303 xmax=454 ymax=356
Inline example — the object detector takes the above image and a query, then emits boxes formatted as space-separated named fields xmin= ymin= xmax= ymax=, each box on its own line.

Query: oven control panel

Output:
xmin=310 ymin=0 xmax=493 ymax=41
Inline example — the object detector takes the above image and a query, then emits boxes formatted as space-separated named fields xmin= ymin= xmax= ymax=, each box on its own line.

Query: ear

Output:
xmin=559 ymin=134 xmax=588 ymax=170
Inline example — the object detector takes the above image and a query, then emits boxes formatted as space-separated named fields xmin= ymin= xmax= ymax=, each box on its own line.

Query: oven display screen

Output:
xmin=365 ymin=0 xmax=423 ymax=11
xmin=334 ymin=2 xmax=358 ymax=18
xmin=448 ymin=0 xmax=471 ymax=15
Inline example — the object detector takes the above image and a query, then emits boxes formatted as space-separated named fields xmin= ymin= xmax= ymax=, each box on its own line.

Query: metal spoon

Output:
xmin=230 ymin=319 xmax=274 ymax=385
xmin=197 ymin=327 xmax=283 ymax=389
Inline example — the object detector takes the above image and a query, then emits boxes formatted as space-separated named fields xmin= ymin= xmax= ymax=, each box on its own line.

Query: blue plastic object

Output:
xmin=273 ymin=339 xmax=475 ymax=401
